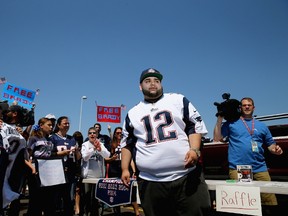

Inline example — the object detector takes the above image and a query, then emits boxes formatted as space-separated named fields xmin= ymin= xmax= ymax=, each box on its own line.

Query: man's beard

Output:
xmin=142 ymin=87 xmax=163 ymax=99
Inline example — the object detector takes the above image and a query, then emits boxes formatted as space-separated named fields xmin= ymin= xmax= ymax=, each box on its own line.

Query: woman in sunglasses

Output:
xmin=81 ymin=127 xmax=110 ymax=216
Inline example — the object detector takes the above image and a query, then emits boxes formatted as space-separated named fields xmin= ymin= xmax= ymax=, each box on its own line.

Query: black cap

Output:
xmin=140 ymin=68 xmax=163 ymax=83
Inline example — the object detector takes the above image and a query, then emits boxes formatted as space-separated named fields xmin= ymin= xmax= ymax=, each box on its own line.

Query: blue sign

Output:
xmin=1 ymin=82 xmax=36 ymax=108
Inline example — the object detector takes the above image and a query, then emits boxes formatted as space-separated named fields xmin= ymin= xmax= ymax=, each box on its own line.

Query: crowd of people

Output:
xmin=0 ymin=68 xmax=285 ymax=216
xmin=0 ymin=102 xmax=141 ymax=216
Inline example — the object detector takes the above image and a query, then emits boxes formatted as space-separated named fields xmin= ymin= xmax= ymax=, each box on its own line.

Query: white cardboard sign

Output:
xmin=216 ymin=185 xmax=262 ymax=216
xmin=37 ymin=159 xmax=66 ymax=186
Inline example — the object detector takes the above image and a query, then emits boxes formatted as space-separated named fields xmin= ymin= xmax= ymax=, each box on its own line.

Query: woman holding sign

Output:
xmin=27 ymin=117 xmax=57 ymax=216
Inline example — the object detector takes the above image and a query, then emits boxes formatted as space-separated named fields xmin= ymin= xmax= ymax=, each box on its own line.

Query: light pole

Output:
xmin=79 ymin=96 xmax=87 ymax=132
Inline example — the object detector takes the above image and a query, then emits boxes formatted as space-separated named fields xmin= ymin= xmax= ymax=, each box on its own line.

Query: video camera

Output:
xmin=214 ymin=93 xmax=241 ymax=122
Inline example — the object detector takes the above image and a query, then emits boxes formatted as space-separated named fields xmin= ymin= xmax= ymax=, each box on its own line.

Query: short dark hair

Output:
xmin=94 ymin=123 xmax=101 ymax=131
xmin=241 ymin=97 xmax=254 ymax=106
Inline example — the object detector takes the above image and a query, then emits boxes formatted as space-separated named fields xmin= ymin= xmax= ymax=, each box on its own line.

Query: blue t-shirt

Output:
xmin=222 ymin=118 xmax=275 ymax=173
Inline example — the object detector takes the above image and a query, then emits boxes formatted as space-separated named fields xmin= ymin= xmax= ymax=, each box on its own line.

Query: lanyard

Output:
xmin=240 ymin=116 xmax=254 ymax=136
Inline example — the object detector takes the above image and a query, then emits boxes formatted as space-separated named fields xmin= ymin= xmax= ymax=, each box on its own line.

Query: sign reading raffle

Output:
xmin=97 ymin=106 xmax=121 ymax=123
xmin=216 ymin=185 xmax=261 ymax=216
xmin=95 ymin=178 xmax=135 ymax=207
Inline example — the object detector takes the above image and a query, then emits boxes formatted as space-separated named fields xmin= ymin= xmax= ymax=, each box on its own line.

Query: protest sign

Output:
xmin=1 ymin=82 xmax=36 ymax=108
xmin=36 ymin=159 xmax=66 ymax=187
xmin=97 ymin=105 xmax=121 ymax=123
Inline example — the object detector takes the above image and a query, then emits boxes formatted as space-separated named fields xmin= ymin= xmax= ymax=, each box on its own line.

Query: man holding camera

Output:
xmin=213 ymin=97 xmax=283 ymax=213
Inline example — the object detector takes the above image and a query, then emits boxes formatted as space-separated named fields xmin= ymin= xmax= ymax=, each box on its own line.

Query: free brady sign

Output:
xmin=97 ymin=105 xmax=121 ymax=123
xmin=1 ymin=82 xmax=36 ymax=108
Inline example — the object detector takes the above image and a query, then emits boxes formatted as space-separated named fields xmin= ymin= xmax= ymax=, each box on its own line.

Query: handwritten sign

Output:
xmin=1 ymin=82 xmax=36 ymax=108
xmin=216 ymin=185 xmax=261 ymax=216
xmin=95 ymin=178 xmax=135 ymax=207
xmin=37 ymin=159 xmax=66 ymax=187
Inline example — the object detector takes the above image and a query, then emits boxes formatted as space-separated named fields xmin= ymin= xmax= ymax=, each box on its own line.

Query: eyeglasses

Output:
xmin=115 ymin=132 xmax=122 ymax=135
xmin=89 ymin=132 xmax=96 ymax=135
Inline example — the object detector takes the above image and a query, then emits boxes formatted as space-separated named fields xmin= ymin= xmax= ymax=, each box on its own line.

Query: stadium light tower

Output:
xmin=79 ymin=96 xmax=87 ymax=132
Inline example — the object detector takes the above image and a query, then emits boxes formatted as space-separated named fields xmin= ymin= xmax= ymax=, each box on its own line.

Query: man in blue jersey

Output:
xmin=214 ymin=97 xmax=283 ymax=214
xmin=121 ymin=68 xmax=211 ymax=216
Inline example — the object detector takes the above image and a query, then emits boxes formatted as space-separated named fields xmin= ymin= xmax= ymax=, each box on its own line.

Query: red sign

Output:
xmin=97 ymin=105 xmax=121 ymax=123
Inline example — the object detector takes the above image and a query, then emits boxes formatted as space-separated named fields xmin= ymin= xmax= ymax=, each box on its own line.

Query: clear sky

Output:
xmin=1 ymin=0 xmax=288 ymax=138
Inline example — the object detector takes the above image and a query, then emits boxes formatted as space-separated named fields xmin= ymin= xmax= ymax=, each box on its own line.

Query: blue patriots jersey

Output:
xmin=49 ymin=133 xmax=77 ymax=182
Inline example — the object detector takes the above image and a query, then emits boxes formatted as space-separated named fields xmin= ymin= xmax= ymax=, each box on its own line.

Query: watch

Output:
xmin=190 ymin=147 xmax=201 ymax=158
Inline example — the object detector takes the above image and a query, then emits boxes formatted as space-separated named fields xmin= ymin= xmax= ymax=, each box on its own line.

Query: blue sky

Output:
xmin=1 ymin=0 xmax=288 ymax=138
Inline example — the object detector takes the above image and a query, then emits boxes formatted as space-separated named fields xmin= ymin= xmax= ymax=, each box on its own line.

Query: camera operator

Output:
xmin=213 ymin=97 xmax=283 ymax=215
